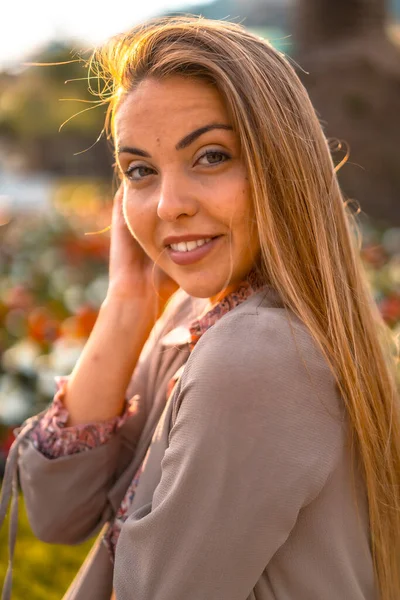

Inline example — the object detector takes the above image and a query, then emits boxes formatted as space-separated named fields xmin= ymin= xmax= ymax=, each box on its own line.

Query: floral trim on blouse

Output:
xmin=189 ymin=269 xmax=265 ymax=350
xmin=30 ymin=377 xmax=135 ymax=459
xmin=103 ymin=460 xmax=145 ymax=556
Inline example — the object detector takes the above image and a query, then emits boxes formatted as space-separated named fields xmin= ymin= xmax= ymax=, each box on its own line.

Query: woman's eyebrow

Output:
xmin=175 ymin=123 xmax=233 ymax=150
xmin=117 ymin=123 xmax=233 ymax=158
xmin=117 ymin=146 xmax=151 ymax=158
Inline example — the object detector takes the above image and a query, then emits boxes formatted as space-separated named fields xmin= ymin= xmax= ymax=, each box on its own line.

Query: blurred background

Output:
xmin=0 ymin=1 xmax=399 ymax=597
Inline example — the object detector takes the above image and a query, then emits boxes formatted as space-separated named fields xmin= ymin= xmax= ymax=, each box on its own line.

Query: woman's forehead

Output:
xmin=115 ymin=77 xmax=230 ymax=141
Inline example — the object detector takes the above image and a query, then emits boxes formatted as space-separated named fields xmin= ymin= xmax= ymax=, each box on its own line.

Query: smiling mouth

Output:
xmin=168 ymin=237 xmax=214 ymax=253
xmin=166 ymin=236 xmax=222 ymax=265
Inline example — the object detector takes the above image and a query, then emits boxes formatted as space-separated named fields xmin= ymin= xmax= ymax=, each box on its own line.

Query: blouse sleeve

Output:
xmin=29 ymin=377 xmax=135 ymax=459
xmin=113 ymin=310 xmax=346 ymax=600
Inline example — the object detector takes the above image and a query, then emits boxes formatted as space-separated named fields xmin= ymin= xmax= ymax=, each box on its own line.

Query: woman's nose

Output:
xmin=156 ymin=175 xmax=199 ymax=222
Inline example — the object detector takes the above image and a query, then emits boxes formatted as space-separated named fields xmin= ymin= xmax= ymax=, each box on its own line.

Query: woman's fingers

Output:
xmin=111 ymin=185 xmax=126 ymax=229
xmin=108 ymin=184 xmax=179 ymax=306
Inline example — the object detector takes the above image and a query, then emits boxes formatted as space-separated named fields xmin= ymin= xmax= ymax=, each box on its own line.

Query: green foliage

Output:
xmin=0 ymin=496 xmax=93 ymax=599
xmin=0 ymin=42 xmax=105 ymax=140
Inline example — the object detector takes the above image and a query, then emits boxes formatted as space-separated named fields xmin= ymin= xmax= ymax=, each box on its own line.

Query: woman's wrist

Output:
xmin=104 ymin=279 xmax=154 ymax=304
xmin=102 ymin=290 xmax=158 ymax=329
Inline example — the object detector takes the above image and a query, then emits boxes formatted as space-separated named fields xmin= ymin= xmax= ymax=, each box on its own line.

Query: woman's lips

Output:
xmin=167 ymin=236 xmax=221 ymax=266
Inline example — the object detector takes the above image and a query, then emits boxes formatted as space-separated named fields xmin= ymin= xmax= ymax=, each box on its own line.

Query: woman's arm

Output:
xmin=63 ymin=294 xmax=153 ymax=425
xmin=15 ymin=186 xmax=178 ymax=543
xmin=17 ymin=297 xmax=177 ymax=545
xmin=15 ymin=296 xmax=153 ymax=544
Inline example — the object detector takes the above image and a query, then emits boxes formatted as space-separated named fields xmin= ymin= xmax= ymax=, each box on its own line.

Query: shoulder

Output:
xmin=179 ymin=287 xmax=345 ymax=428
xmin=190 ymin=287 xmax=334 ymax=386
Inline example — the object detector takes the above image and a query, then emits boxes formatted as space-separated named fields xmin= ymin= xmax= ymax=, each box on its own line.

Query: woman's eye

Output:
xmin=125 ymin=165 xmax=155 ymax=181
xmin=197 ymin=151 xmax=230 ymax=166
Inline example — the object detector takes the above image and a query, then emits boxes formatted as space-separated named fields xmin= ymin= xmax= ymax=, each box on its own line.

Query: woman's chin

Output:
xmin=177 ymin=276 xmax=236 ymax=300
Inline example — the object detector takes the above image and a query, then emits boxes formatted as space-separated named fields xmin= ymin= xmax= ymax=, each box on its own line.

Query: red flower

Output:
xmin=28 ymin=307 xmax=61 ymax=343
xmin=379 ymin=294 xmax=400 ymax=326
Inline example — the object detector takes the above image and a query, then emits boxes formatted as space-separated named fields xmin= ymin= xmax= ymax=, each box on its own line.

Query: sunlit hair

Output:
xmin=90 ymin=16 xmax=400 ymax=598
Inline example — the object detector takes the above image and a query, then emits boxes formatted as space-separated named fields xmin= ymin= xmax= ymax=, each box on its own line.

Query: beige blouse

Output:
xmin=1 ymin=286 xmax=377 ymax=599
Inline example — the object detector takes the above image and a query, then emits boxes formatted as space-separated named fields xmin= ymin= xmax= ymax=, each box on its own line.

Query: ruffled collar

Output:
xmin=189 ymin=269 xmax=266 ymax=351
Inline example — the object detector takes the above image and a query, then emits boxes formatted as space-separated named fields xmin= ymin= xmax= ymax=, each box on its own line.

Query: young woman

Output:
xmin=1 ymin=16 xmax=399 ymax=600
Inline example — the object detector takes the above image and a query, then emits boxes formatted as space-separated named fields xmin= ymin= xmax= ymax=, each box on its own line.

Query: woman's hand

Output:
xmin=107 ymin=185 xmax=179 ymax=316
xmin=63 ymin=185 xmax=179 ymax=425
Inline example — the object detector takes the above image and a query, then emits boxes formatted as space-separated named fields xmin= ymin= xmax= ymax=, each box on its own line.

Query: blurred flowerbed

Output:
xmin=0 ymin=181 xmax=112 ymax=472
xmin=1 ymin=192 xmax=400 ymax=473
xmin=360 ymin=223 xmax=400 ymax=331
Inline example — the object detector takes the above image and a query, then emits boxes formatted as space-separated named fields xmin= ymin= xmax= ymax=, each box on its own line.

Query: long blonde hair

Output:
xmin=91 ymin=17 xmax=400 ymax=598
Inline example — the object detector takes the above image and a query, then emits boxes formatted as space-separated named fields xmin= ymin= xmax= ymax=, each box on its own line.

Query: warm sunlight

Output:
xmin=0 ymin=0 xmax=212 ymax=67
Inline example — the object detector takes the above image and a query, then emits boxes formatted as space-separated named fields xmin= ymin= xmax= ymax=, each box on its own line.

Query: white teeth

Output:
xmin=170 ymin=238 xmax=213 ymax=252
xmin=186 ymin=241 xmax=198 ymax=251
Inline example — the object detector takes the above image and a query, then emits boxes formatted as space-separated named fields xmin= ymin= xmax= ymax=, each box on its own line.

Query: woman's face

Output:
xmin=115 ymin=76 xmax=260 ymax=299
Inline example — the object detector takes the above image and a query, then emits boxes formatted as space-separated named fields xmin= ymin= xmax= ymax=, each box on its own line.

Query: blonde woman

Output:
xmin=1 ymin=16 xmax=399 ymax=600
